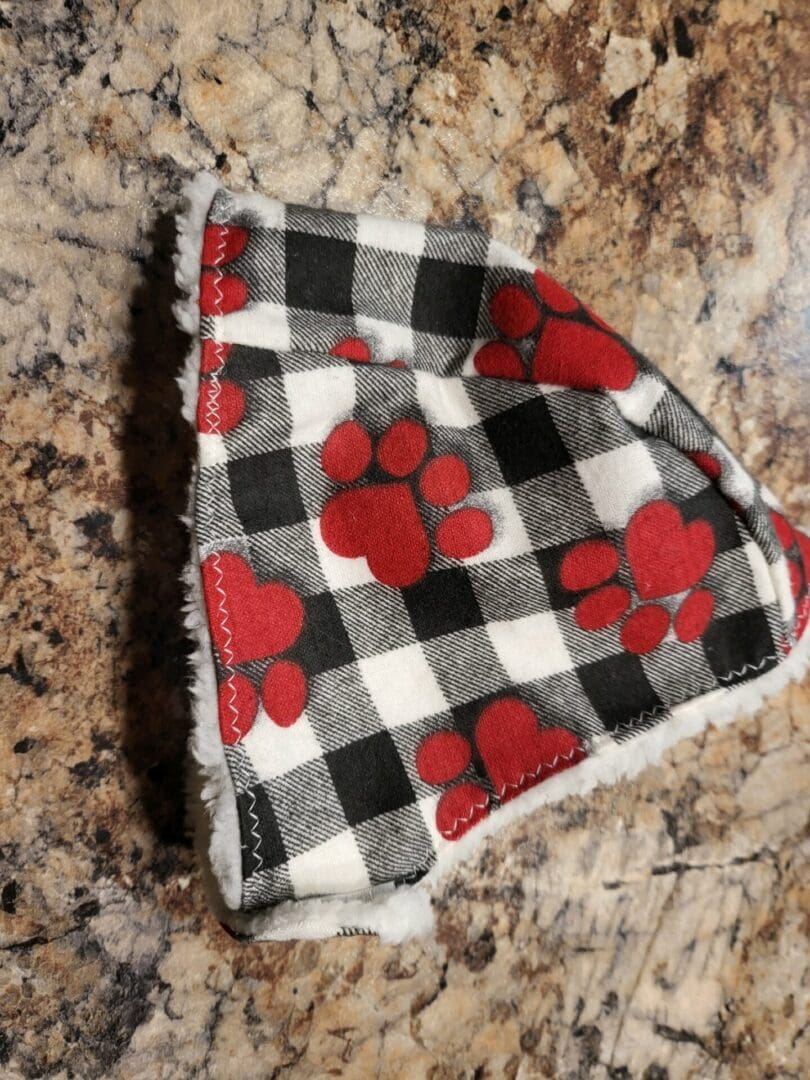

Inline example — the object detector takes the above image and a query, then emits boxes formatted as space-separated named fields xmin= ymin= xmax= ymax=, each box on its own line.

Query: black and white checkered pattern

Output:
xmin=194 ymin=189 xmax=801 ymax=912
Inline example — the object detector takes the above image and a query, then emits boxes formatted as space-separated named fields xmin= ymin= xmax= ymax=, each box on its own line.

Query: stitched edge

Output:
xmin=442 ymin=795 xmax=491 ymax=840
xmin=202 ymin=223 xmax=265 ymax=876
xmin=495 ymin=744 xmax=586 ymax=795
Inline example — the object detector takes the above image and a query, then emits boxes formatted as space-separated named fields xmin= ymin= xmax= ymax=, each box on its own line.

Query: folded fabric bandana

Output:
xmin=175 ymin=174 xmax=810 ymax=942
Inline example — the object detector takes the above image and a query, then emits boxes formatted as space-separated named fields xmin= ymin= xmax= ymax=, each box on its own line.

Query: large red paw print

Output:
xmin=561 ymin=500 xmax=717 ymax=655
xmin=320 ymin=418 xmax=493 ymax=586
xmin=474 ymin=269 xmax=637 ymax=391
xmin=416 ymin=697 xmax=586 ymax=841
xmin=770 ymin=509 xmax=810 ymax=643
xmin=201 ymin=551 xmax=308 ymax=741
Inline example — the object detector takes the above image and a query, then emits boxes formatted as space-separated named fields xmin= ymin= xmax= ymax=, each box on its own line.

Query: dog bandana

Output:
xmin=176 ymin=174 xmax=810 ymax=941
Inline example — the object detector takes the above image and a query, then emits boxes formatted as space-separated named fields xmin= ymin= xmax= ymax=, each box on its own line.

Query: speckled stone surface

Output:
xmin=1 ymin=2 xmax=808 ymax=1077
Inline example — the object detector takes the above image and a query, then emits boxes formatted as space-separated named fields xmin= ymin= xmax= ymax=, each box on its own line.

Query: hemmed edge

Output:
xmin=243 ymin=626 xmax=810 ymax=943
xmin=175 ymin=172 xmax=244 ymax=912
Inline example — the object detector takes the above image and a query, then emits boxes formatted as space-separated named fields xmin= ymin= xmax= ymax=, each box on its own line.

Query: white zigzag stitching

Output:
xmin=495 ymin=744 xmax=584 ymax=796
xmin=444 ymin=796 xmax=490 ymax=840
xmin=246 ymin=787 xmax=263 ymax=875
xmin=204 ymin=223 xmax=265 ymax=876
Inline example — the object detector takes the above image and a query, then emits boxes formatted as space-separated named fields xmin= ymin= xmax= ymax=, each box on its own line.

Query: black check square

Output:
xmin=285 ymin=230 xmax=356 ymax=314
xmin=681 ymin=487 xmax=742 ymax=555
xmin=237 ymin=786 xmax=287 ymax=876
xmin=287 ymin=591 xmax=355 ymax=676
xmin=577 ymin=653 xmax=663 ymax=733
xmin=484 ymin=397 xmax=572 ymax=483
xmin=422 ymin=627 xmax=505 ymax=707
xmin=228 ymin=448 xmax=306 ymax=532
xmin=411 ymin=257 xmax=485 ymax=338
xmin=326 ymin=732 xmax=415 ymax=826
xmin=702 ymin=608 xmax=777 ymax=685
xmin=402 ymin=567 xmax=483 ymax=640
xmin=354 ymin=805 xmax=434 ymax=885
xmin=225 ymin=344 xmax=282 ymax=382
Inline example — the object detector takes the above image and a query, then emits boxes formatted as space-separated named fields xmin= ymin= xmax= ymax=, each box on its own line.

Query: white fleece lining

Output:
xmin=176 ymin=173 xmax=810 ymax=943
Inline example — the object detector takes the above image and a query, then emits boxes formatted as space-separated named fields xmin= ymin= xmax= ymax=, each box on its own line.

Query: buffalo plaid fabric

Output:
xmin=188 ymin=185 xmax=809 ymax=914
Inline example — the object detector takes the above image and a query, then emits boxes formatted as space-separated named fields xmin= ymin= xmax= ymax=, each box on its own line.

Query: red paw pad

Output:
xmin=330 ymin=336 xmax=372 ymax=363
xmin=532 ymin=318 xmax=636 ymax=391
xmin=435 ymin=783 xmax=490 ymax=840
xmin=376 ymin=419 xmax=428 ymax=477
xmin=202 ymin=224 xmax=249 ymax=267
xmin=321 ymin=420 xmax=373 ymax=483
xmin=533 ymin=269 xmax=579 ymax=314
xmin=620 ymin=604 xmax=670 ymax=655
xmin=687 ymin=450 xmax=723 ymax=481
xmin=261 ymin=660 xmax=308 ymax=728
xmin=435 ymin=507 xmax=493 ymax=560
xmin=575 ymin=585 xmax=631 ymax=631
xmin=673 ymin=589 xmax=715 ymax=643
xmin=490 ymin=283 xmax=540 ymax=338
xmin=473 ymin=341 xmax=525 ymax=380
xmin=626 ymin=500 xmax=715 ymax=600
xmin=416 ymin=731 xmax=471 ymax=785
xmin=200 ymin=339 xmax=232 ymax=374
xmin=560 ymin=539 xmax=620 ymax=591
xmin=218 ymin=673 xmax=258 ymax=746
xmin=199 ymin=269 xmax=249 ymax=316
xmin=196 ymin=379 xmax=245 ymax=435
xmin=419 ymin=455 xmax=470 ymax=506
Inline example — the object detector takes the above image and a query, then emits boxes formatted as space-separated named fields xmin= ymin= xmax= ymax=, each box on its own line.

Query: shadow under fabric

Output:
xmin=174 ymin=174 xmax=810 ymax=942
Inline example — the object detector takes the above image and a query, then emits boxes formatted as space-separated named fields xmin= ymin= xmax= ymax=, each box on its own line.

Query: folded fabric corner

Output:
xmin=176 ymin=174 xmax=810 ymax=942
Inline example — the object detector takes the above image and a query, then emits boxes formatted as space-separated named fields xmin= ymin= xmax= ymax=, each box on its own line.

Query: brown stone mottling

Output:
xmin=0 ymin=1 xmax=807 ymax=1076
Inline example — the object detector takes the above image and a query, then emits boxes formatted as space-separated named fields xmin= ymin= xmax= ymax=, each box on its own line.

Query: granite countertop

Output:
xmin=1 ymin=1 xmax=808 ymax=1076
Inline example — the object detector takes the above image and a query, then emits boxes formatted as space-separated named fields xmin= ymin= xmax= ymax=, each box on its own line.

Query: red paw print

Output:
xmin=474 ymin=269 xmax=637 ymax=391
xmin=770 ymin=509 xmax=810 ymax=642
xmin=561 ymin=500 xmax=717 ymax=655
xmin=201 ymin=551 xmax=308 ymax=742
xmin=320 ymin=418 xmax=493 ymax=587
xmin=416 ymin=697 xmax=587 ymax=841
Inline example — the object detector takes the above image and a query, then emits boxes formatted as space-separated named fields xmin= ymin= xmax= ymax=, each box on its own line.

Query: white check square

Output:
xmin=576 ymin=441 xmax=660 ymax=529
xmin=242 ymin=709 xmax=323 ymax=781
xmin=198 ymin=431 xmax=227 ymax=468
xmin=288 ymin=829 xmax=370 ymax=898
xmin=355 ymin=315 xmax=414 ymax=363
xmin=415 ymin=370 xmax=481 ymax=428
xmin=284 ymin=367 xmax=356 ymax=447
xmin=487 ymin=610 xmax=573 ymax=684
xmin=359 ymin=644 xmax=448 ymax=728
xmin=218 ymin=301 xmax=291 ymax=352
xmin=356 ymin=213 xmax=426 ymax=256
xmin=743 ymin=540 xmax=776 ymax=607
xmin=610 ymin=375 xmax=666 ymax=426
